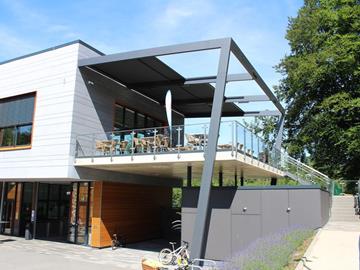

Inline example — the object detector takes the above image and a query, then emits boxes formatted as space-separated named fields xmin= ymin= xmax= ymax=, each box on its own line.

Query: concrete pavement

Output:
xmin=0 ymin=235 xmax=160 ymax=270
xmin=297 ymin=196 xmax=360 ymax=270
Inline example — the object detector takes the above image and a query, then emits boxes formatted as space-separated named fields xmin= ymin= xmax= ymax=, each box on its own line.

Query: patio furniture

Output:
xmin=119 ymin=140 xmax=128 ymax=154
xmin=158 ymin=136 xmax=170 ymax=152
xmin=140 ymin=138 xmax=150 ymax=153
xmin=177 ymin=144 xmax=194 ymax=151
xmin=192 ymin=134 xmax=208 ymax=148
xmin=217 ymin=143 xmax=232 ymax=150
xmin=185 ymin=134 xmax=204 ymax=149
xmin=142 ymin=137 xmax=156 ymax=152
xmin=95 ymin=140 xmax=116 ymax=155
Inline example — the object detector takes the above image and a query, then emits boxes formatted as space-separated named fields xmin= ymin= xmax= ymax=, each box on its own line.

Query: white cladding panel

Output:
xmin=0 ymin=43 xmax=81 ymax=179
xmin=0 ymin=42 xmax=184 ymax=181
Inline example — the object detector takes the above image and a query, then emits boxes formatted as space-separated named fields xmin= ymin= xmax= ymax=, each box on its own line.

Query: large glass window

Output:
xmin=0 ymin=93 xmax=35 ymax=149
xmin=113 ymin=104 xmax=163 ymax=131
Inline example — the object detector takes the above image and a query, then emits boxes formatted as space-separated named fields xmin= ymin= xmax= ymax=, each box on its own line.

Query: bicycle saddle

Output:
xmin=169 ymin=242 xmax=176 ymax=245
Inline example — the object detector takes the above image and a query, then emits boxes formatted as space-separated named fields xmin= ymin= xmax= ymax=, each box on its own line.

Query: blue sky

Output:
xmin=0 ymin=0 xmax=303 ymax=114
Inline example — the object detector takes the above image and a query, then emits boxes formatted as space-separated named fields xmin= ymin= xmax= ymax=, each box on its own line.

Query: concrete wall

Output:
xmin=182 ymin=186 xmax=331 ymax=260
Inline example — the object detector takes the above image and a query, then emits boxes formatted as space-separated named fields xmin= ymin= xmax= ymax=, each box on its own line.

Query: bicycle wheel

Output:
xmin=158 ymin=248 xmax=174 ymax=265
xmin=111 ymin=240 xmax=117 ymax=250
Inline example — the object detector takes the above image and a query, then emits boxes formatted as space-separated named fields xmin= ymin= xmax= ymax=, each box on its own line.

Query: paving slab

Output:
xmin=0 ymin=235 xmax=160 ymax=270
xmin=298 ymin=221 xmax=360 ymax=270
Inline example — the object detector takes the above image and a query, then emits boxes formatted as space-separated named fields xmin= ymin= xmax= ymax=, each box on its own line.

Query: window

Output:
xmin=113 ymin=104 xmax=162 ymax=131
xmin=0 ymin=93 xmax=35 ymax=149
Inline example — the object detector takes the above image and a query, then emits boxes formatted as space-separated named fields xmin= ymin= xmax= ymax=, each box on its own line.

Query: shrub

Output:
xmin=221 ymin=228 xmax=313 ymax=270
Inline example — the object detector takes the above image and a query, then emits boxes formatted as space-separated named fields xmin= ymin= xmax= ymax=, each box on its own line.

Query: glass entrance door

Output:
xmin=1 ymin=183 xmax=17 ymax=235
xmin=36 ymin=183 xmax=71 ymax=241
xmin=19 ymin=183 xmax=33 ymax=236
xmin=68 ymin=182 xmax=91 ymax=245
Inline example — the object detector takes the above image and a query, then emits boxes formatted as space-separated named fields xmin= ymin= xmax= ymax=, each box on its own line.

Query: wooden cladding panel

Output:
xmin=90 ymin=181 xmax=102 ymax=247
xmin=90 ymin=181 xmax=171 ymax=248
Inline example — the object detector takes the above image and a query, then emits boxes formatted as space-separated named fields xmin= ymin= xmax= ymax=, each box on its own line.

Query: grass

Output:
xmin=221 ymin=228 xmax=314 ymax=270
xmin=283 ymin=232 xmax=315 ymax=270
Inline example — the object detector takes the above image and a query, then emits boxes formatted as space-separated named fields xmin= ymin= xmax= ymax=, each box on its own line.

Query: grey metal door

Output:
xmin=261 ymin=190 xmax=289 ymax=235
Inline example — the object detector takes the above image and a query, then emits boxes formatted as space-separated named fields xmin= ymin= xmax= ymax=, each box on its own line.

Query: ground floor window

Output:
xmin=0 ymin=182 xmax=93 ymax=245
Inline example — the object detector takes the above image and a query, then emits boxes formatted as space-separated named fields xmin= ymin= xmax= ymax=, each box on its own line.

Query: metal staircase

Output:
xmin=276 ymin=150 xmax=332 ymax=190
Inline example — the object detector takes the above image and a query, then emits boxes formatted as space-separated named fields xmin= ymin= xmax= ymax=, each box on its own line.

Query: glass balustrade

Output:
xmin=74 ymin=120 xmax=331 ymax=190
xmin=75 ymin=121 xmax=273 ymax=162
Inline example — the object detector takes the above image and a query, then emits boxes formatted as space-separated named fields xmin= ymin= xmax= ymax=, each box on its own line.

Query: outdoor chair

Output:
xmin=119 ymin=141 xmax=128 ymax=154
xmin=95 ymin=140 xmax=105 ymax=154
xmin=185 ymin=134 xmax=201 ymax=148
xmin=159 ymin=136 xmax=170 ymax=152
xmin=140 ymin=138 xmax=149 ymax=153
xmin=154 ymin=134 xmax=167 ymax=152
xmin=133 ymin=137 xmax=144 ymax=153
xmin=95 ymin=140 xmax=116 ymax=155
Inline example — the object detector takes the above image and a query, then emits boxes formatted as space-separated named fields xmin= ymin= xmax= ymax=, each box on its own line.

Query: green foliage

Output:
xmin=243 ymin=116 xmax=279 ymax=147
xmin=222 ymin=228 xmax=314 ymax=270
xmin=276 ymin=0 xmax=360 ymax=180
xmin=172 ymin=188 xmax=182 ymax=208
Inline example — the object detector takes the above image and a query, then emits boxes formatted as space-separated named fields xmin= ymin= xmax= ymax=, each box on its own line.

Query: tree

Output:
xmin=242 ymin=116 xmax=279 ymax=147
xmin=276 ymin=0 xmax=360 ymax=181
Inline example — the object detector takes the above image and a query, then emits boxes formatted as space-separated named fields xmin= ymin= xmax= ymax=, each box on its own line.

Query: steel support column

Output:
xmin=240 ymin=176 xmax=244 ymax=186
xmin=0 ymin=181 xmax=5 ymax=233
xmin=219 ymin=171 xmax=223 ymax=187
xmin=275 ymin=115 xmax=285 ymax=150
xmin=187 ymin=166 xmax=192 ymax=187
xmin=270 ymin=177 xmax=277 ymax=186
xmin=190 ymin=40 xmax=231 ymax=260
xmin=32 ymin=182 xmax=39 ymax=239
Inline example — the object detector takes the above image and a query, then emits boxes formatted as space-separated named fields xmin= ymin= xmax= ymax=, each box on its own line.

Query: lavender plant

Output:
xmin=221 ymin=228 xmax=313 ymax=270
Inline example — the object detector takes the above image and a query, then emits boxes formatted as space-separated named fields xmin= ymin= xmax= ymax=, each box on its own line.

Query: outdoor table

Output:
xmin=191 ymin=133 xmax=208 ymax=148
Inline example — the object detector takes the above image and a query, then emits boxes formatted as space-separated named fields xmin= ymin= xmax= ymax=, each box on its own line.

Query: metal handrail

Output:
xmin=74 ymin=120 xmax=332 ymax=188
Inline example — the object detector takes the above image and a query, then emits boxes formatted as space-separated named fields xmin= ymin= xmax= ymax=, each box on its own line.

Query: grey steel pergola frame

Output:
xmin=79 ymin=37 xmax=285 ymax=259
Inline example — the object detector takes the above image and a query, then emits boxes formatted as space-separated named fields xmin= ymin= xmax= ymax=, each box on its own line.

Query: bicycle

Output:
xmin=111 ymin=233 xmax=126 ymax=250
xmin=159 ymin=241 xmax=190 ymax=266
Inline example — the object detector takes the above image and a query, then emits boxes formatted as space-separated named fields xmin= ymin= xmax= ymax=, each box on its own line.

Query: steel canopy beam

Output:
xmin=230 ymin=40 xmax=285 ymax=115
xmin=225 ymin=95 xmax=270 ymax=103
xmin=169 ymin=94 xmax=268 ymax=106
xmin=243 ymin=110 xmax=282 ymax=116
xmin=79 ymin=38 xmax=230 ymax=67
xmin=127 ymin=73 xmax=252 ymax=89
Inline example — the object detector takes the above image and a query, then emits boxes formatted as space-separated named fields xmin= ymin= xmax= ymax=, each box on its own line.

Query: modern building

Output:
xmin=0 ymin=38 xmax=331 ymax=258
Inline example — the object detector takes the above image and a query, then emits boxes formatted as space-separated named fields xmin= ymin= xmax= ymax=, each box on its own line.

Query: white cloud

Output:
xmin=157 ymin=5 xmax=194 ymax=27
xmin=2 ymin=0 xmax=78 ymax=40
